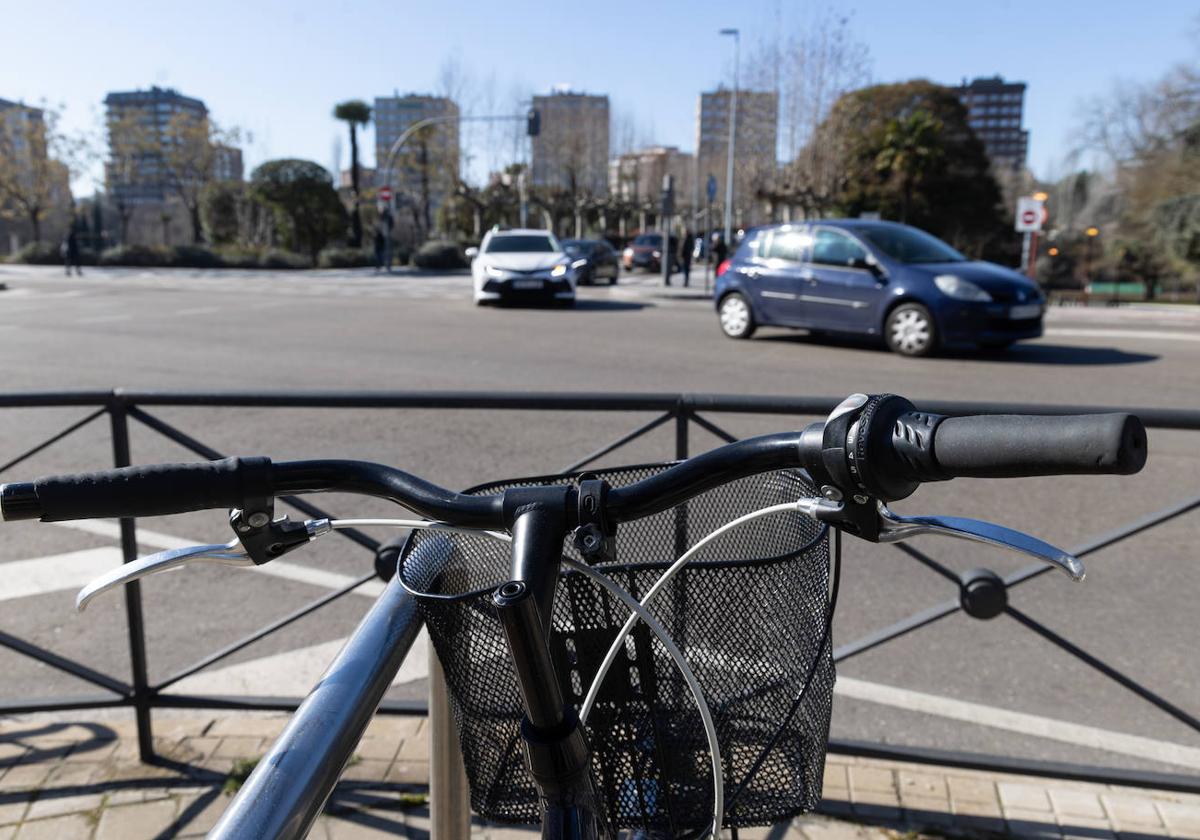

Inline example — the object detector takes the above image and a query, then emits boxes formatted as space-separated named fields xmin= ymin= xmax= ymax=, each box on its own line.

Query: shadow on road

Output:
xmin=969 ymin=343 xmax=1159 ymax=365
xmin=758 ymin=333 xmax=1159 ymax=365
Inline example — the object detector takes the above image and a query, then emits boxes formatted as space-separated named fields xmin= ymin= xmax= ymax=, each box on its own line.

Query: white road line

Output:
xmin=1045 ymin=328 xmax=1200 ymax=343
xmin=164 ymin=631 xmax=430 ymax=697
xmin=0 ymin=547 xmax=124 ymax=603
xmin=50 ymin=520 xmax=386 ymax=598
xmin=835 ymin=675 xmax=1200 ymax=770
xmin=75 ymin=314 xmax=131 ymax=325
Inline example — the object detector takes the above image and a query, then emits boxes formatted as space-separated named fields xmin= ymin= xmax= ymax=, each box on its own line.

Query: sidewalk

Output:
xmin=1 ymin=713 xmax=1198 ymax=839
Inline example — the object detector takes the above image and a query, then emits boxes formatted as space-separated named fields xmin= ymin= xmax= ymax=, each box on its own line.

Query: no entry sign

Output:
xmin=1015 ymin=197 xmax=1045 ymax=232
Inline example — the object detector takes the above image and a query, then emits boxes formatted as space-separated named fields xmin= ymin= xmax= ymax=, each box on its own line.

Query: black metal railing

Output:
xmin=0 ymin=390 xmax=1197 ymax=794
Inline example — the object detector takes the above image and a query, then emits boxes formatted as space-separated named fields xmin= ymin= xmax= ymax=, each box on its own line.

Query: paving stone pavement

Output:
xmin=0 ymin=714 xmax=1197 ymax=838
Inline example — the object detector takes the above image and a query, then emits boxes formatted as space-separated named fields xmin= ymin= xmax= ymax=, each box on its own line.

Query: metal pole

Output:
xmin=429 ymin=638 xmax=471 ymax=839
xmin=109 ymin=400 xmax=155 ymax=763
xmin=518 ymin=170 xmax=528 ymax=228
xmin=705 ymin=194 xmax=712 ymax=294
xmin=1020 ymin=231 xmax=1030 ymax=274
xmin=721 ymin=29 xmax=740 ymax=248
xmin=210 ymin=577 xmax=426 ymax=840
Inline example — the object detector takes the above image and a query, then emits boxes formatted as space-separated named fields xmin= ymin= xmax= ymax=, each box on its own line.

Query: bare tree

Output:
xmin=0 ymin=104 xmax=88 ymax=243
xmin=742 ymin=7 xmax=871 ymax=220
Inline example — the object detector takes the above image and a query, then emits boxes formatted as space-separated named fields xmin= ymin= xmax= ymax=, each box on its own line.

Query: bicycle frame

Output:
xmin=211 ymin=496 xmax=607 ymax=840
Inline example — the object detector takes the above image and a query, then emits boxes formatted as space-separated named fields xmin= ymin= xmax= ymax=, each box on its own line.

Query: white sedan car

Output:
xmin=467 ymin=228 xmax=577 ymax=307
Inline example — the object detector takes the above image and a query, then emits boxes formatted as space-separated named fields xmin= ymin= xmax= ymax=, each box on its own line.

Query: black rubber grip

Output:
xmin=3 ymin=457 xmax=272 ymax=522
xmin=930 ymin=414 xmax=1147 ymax=479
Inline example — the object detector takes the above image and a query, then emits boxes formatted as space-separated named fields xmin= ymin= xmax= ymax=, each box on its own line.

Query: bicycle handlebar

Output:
xmin=0 ymin=394 xmax=1148 ymax=527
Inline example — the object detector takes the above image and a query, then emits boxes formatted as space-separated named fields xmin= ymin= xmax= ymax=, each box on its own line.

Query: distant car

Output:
xmin=621 ymin=232 xmax=678 ymax=273
xmin=561 ymin=239 xmax=620 ymax=285
xmin=714 ymin=220 xmax=1045 ymax=356
xmin=468 ymin=228 xmax=576 ymax=307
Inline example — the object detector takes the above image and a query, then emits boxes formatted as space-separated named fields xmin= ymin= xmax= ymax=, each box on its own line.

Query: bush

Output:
xmin=8 ymin=242 xmax=60 ymax=264
xmin=167 ymin=245 xmax=224 ymax=268
xmin=99 ymin=244 xmax=172 ymax=267
xmin=317 ymin=247 xmax=375 ymax=269
xmin=212 ymin=247 xmax=261 ymax=269
xmin=258 ymin=249 xmax=311 ymax=269
xmin=412 ymin=239 xmax=467 ymax=270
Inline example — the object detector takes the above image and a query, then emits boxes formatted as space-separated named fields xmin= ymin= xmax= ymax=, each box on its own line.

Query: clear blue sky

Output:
xmin=2 ymin=0 xmax=1196 ymax=194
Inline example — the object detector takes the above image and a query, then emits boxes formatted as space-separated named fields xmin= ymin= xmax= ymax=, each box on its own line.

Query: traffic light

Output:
xmin=526 ymin=108 xmax=540 ymax=137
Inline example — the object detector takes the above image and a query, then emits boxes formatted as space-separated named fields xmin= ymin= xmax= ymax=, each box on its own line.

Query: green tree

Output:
xmin=199 ymin=180 xmax=243 ymax=245
xmin=333 ymin=100 xmax=371 ymax=248
xmin=823 ymin=80 xmax=1008 ymax=258
xmin=249 ymin=159 xmax=346 ymax=264
xmin=874 ymin=110 xmax=946 ymax=223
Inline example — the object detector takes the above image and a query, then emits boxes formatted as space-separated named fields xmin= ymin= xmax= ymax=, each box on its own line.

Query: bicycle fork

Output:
xmin=493 ymin=489 xmax=610 ymax=840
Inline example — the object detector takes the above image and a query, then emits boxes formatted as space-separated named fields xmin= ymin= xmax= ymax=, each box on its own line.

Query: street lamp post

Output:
xmin=1085 ymin=226 xmax=1104 ymax=305
xmin=719 ymin=27 xmax=739 ymax=250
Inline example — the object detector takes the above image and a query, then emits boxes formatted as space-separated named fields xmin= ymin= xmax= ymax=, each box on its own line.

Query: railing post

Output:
xmin=109 ymin=398 xmax=156 ymax=763
xmin=429 ymin=637 xmax=470 ymax=838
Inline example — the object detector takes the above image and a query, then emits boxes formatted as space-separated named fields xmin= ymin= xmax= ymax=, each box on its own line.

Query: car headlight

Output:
xmin=623 ymin=247 xmax=633 ymax=257
xmin=550 ymin=264 xmax=568 ymax=277
xmin=484 ymin=264 xmax=504 ymax=278
xmin=934 ymin=275 xmax=991 ymax=302
xmin=651 ymin=250 xmax=661 ymax=259
xmin=571 ymin=258 xmax=588 ymax=269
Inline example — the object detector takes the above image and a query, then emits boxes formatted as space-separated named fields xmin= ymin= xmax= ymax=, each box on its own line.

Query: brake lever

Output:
xmin=876 ymin=503 xmax=1085 ymax=581
xmin=76 ymin=540 xmax=252 ymax=612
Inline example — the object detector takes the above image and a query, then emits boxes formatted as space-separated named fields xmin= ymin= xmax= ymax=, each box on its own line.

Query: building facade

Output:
xmin=696 ymin=88 xmax=778 ymax=221
xmin=212 ymin=144 xmax=243 ymax=183
xmin=953 ymin=76 xmax=1029 ymax=172
xmin=373 ymin=93 xmax=459 ymax=227
xmin=104 ymin=87 xmax=209 ymax=204
xmin=531 ymin=91 xmax=609 ymax=197
xmin=608 ymin=146 xmax=694 ymax=206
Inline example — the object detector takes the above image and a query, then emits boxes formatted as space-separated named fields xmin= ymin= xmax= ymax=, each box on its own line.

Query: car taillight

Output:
xmin=716 ymin=259 xmax=731 ymax=277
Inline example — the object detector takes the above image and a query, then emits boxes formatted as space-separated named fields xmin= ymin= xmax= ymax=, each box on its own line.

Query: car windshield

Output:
xmin=562 ymin=241 xmax=593 ymax=254
xmin=634 ymin=234 xmax=661 ymax=247
xmin=857 ymin=225 xmax=968 ymax=264
xmin=486 ymin=235 xmax=557 ymax=253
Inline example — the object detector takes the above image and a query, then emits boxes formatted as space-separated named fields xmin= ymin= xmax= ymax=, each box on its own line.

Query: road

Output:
xmin=0 ymin=264 xmax=1196 ymax=780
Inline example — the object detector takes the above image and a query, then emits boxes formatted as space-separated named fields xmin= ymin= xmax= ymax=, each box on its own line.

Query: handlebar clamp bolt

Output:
xmin=246 ymin=511 xmax=271 ymax=529
xmin=821 ymin=485 xmax=843 ymax=502
xmin=852 ymin=494 xmax=869 ymax=505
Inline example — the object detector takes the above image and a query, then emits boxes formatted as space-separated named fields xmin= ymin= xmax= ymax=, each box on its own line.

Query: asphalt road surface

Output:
xmin=0 ymin=264 xmax=1196 ymax=781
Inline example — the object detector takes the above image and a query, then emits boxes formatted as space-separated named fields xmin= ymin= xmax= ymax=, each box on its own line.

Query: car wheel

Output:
xmin=885 ymin=303 xmax=938 ymax=357
xmin=718 ymin=293 xmax=756 ymax=339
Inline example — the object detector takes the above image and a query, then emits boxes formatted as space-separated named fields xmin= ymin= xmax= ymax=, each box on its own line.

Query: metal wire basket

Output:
xmin=399 ymin=464 xmax=835 ymax=834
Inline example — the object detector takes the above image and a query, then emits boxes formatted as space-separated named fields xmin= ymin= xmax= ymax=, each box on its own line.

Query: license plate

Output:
xmin=1010 ymin=304 xmax=1041 ymax=319
xmin=512 ymin=279 xmax=543 ymax=290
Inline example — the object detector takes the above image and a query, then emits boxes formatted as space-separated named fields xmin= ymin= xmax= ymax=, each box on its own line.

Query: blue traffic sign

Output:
xmin=706 ymin=174 xmax=718 ymax=202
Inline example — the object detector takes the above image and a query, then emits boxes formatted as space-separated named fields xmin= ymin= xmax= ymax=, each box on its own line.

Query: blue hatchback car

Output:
xmin=714 ymin=220 xmax=1044 ymax=356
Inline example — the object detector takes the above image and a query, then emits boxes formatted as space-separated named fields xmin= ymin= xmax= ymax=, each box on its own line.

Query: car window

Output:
xmin=634 ymin=234 xmax=661 ymax=247
xmin=811 ymin=229 xmax=868 ymax=267
xmin=486 ymin=235 xmax=556 ymax=253
xmin=856 ymin=224 xmax=967 ymax=263
xmin=760 ymin=228 xmax=810 ymax=262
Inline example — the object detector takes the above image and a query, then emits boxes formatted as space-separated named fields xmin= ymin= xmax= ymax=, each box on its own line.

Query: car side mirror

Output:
xmin=852 ymin=255 xmax=885 ymax=278
xmin=465 ymin=247 xmax=479 ymax=259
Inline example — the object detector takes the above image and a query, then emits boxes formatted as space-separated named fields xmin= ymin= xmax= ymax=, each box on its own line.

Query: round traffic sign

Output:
xmin=1020 ymin=209 xmax=1037 ymax=225
xmin=378 ymin=187 xmax=393 ymax=202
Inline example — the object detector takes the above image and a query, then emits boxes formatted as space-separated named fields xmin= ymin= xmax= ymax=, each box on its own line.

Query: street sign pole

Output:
xmin=661 ymin=174 xmax=674 ymax=287
xmin=704 ymin=174 xmax=717 ymax=295
xmin=1020 ymin=231 xmax=1031 ymax=275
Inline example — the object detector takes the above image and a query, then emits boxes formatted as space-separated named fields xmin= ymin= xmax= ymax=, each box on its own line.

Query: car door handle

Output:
xmin=743 ymin=268 xmax=761 ymax=278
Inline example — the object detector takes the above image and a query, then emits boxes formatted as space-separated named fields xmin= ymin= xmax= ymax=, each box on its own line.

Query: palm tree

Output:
xmin=333 ymin=100 xmax=372 ymax=248
xmin=875 ymin=109 xmax=945 ymax=223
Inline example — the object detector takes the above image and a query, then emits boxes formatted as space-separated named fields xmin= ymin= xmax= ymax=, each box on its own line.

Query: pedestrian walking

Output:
xmin=373 ymin=226 xmax=386 ymax=274
xmin=712 ymin=232 xmax=728 ymax=268
xmin=61 ymin=225 xmax=82 ymax=276
xmin=679 ymin=229 xmax=693 ymax=287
